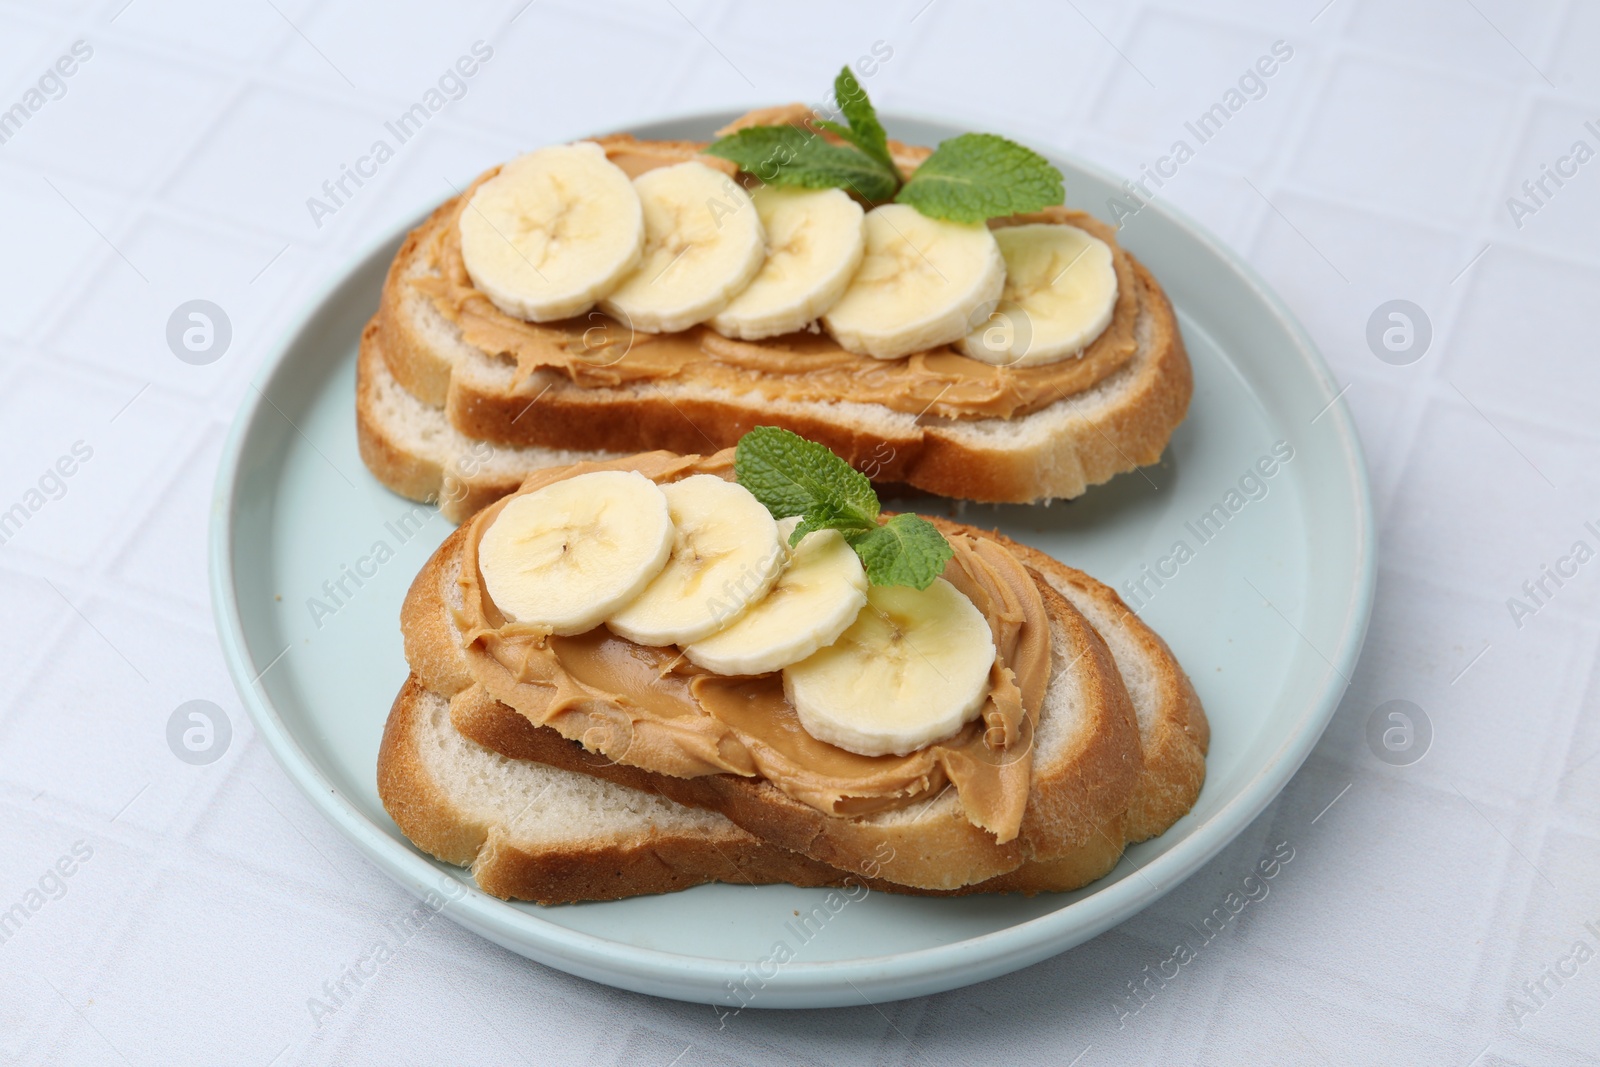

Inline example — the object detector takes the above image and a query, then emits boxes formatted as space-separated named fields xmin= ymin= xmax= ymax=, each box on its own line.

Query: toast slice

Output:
xmin=378 ymin=674 xmax=878 ymax=903
xmin=447 ymin=532 xmax=1208 ymax=889
xmin=442 ymin=679 xmax=1132 ymax=898
xmin=369 ymin=127 xmax=1191 ymax=506
xmin=399 ymin=457 xmax=1154 ymax=891
xmin=381 ymin=670 xmax=1133 ymax=902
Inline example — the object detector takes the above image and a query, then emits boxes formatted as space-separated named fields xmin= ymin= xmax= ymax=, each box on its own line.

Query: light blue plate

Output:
xmin=210 ymin=112 xmax=1374 ymax=1009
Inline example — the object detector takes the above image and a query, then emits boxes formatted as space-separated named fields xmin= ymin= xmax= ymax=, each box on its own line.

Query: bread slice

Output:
xmin=383 ymin=668 xmax=1134 ymax=901
xmin=442 ymin=678 xmax=1131 ymax=898
xmin=369 ymin=130 xmax=1191 ymax=506
xmin=400 ymin=480 xmax=1148 ymax=891
xmin=446 ymin=532 xmax=1208 ymax=891
xmin=378 ymin=674 xmax=888 ymax=903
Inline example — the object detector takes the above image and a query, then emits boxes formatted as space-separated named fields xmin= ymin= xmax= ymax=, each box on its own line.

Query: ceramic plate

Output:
xmin=210 ymin=112 xmax=1374 ymax=1009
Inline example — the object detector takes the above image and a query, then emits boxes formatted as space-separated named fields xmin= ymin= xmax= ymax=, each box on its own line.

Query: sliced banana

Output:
xmin=822 ymin=203 xmax=1005 ymax=360
xmin=959 ymin=223 xmax=1117 ymax=366
xmin=684 ymin=520 xmax=868 ymax=676
xmin=709 ymin=187 xmax=866 ymax=340
xmin=478 ymin=470 xmax=672 ymax=635
xmin=599 ymin=162 xmax=767 ymax=334
xmin=607 ymin=475 xmax=784 ymax=646
xmin=458 ymin=142 xmax=644 ymax=323
xmin=783 ymin=578 xmax=995 ymax=757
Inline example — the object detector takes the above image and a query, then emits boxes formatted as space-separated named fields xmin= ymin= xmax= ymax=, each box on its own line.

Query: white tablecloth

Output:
xmin=3 ymin=1 xmax=1597 ymax=1063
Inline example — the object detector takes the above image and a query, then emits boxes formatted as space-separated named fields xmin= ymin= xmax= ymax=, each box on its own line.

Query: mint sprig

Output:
xmin=704 ymin=66 xmax=1063 ymax=223
xmin=734 ymin=427 xmax=953 ymax=590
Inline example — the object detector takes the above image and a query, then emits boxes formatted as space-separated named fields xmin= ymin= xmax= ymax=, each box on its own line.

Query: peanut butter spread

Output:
xmin=454 ymin=452 xmax=1053 ymax=842
xmin=412 ymin=136 xmax=1140 ymax=422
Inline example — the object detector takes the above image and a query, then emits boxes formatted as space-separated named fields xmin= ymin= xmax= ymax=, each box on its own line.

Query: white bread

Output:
xmin=445 ymin=527 xmax=1208 ymax=893
xmin=378 ymin=675 xmax=875 ymax=903
xmin=367 ymin=127 xmax=1191 ymax=506
xmin=381 ymin=672 xmax=1134 ymax=902
xmin=399 ymin=482 xmax=1146 ymax=892
xmin=441 ymin=676 xmax=1132 ymax=898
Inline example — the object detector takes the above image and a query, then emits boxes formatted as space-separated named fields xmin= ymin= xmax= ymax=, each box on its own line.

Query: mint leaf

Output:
xmin=734 ymin=426 xmax=879 ymax=528
xmin=895 ymin=132 xmax=1063 ymax=223
xmin=846 ymin=514 xmax=954 ymax=590
xmin=788 ymin=512 xmax=841 ymax=547
xmin=734 ymin=427 xmax=952 ymax=589
xmin=704 ymin=126 xmax=898 ymax=202
xmin=826 ymin=66 xmax=898 ymax=179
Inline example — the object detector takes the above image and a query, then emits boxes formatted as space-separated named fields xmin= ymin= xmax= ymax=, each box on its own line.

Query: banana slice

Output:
xmin=458 ymin=142 xmax=644 ymax=323
xmin=959 ymin=223 xmax=1118 ymax=366
xmin=684 ymin=520 xmax=868 ymax=676
xmin=607 ymin=475 xmax=784 ymax=646
xmin=783 ymin=578 xmax=995 ymax=757
xmin=477 ymin=470 xmax=673 ymax=635
xmin=600 ymin=162 xmax=767 ymax=334
xmin=822 ymin=203 xmax=1005 ymax=360
xmin=709 ymin=187 xmax=866 ymax=340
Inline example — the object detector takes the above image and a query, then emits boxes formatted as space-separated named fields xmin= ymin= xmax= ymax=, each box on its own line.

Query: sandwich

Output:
xmin=357 ymin=69 xmax=1191 ymax=522
xmin=377 ymin=429 xmax=1207 ymax=902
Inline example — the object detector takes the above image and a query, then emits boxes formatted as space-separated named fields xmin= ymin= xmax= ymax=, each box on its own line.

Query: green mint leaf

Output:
xmin=734 ymin=426 xmax=879 ymax=527
xmin=788 ymin=512 xmax=842 ymax=547
xmin=829 ymin=66 xmax=898 ymax=179
xmin=846 ymin=514 xmax=954 ymax=590
xmin=812 ymin=118 xmax=859 ymax=148
xmin=895 ymin=132 xmax=1064 ymax=223
xmin=734 ymin=428 xmax=954 ymax=589
xmin=704 ymin=126 xmax=898 ymax=202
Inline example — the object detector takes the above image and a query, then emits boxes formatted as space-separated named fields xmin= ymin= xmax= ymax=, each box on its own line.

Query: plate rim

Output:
xmin=208 ymin=106 xmax=1376 ymax=1008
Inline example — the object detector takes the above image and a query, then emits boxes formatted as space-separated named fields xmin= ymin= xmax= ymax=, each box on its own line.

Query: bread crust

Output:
xmin=1039 ymin=564 xmax=1208 ymax=842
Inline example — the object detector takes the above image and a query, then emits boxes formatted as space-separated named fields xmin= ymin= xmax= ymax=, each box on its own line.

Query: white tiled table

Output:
xmin=2 ymin=2 xmax=1597 ymax=1063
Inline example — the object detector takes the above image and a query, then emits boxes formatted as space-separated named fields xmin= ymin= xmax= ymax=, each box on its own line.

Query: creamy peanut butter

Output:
xmin=412 ymin=136 xmax=1139 ymax=422
xmin=454 ymin=452 xmax=1053 ymax=842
